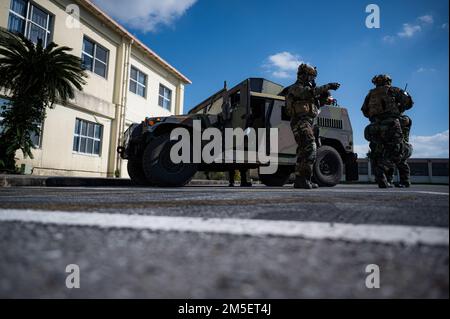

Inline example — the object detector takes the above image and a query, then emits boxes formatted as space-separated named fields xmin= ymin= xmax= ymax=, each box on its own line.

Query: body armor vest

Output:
xmin=366 ymin=86 xmax=399 ymax=118
xmin=286 ymin=86 xmax=319 ymax=118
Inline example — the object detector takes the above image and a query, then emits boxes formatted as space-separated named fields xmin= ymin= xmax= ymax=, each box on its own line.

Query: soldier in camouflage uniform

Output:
xmin=386 ymin=113 xmax=413 ymax=187
xmin=286 ymin=64 xmax=340 ymax=189
xmin=362 ymin=75 xmax=414 ymax=188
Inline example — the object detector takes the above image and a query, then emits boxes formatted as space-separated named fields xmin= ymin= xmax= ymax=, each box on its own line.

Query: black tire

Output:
xmin=259 ymin=166 xmax=293 ymax=187
xmin=127 ymin=159 xmax=148 ymax=186
xmin=313 ymin=146 xmax=343 ymax=187
xmin=142 ymin=133 xmax=197 ymax=187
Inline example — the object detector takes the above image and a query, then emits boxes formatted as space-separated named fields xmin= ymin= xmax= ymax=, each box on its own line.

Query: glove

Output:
xmin=327 ymin=82 xmax=341 ymax=91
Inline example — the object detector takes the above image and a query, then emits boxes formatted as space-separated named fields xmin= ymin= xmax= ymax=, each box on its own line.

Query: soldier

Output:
xmin=362 ymin=74 xmax=413 ymax=188
xmin=228 ymin=169 xmax=252 ymax=187
xmin=286 ymin=64 xmax=340 ymax=189
xmin=386 ymin=111 xmax=414 ymax=188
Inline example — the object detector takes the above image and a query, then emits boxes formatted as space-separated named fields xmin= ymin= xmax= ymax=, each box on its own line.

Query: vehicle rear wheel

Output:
xmin=127 ymin=159 xmax=148 ymax=186
xmin=142 ymin=133 xmax=197 ymax=187
xmin=313 ymin=146 xmax=343 ymax=187
xmin=258 ymin=166 xmax=293 ymax=187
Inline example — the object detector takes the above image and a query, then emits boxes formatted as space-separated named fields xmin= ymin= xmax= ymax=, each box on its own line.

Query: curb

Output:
xmin=0 ymin=175 xmax=229 ymax=187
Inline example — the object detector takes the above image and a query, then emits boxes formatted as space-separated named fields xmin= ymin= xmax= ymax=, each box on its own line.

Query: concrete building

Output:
xmin=0 ymin=0 xmax=191 ymax=177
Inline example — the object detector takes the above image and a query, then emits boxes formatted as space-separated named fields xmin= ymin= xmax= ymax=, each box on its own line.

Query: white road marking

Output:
xmin=3 ymin=186 xmax=448 ymax=196
xmin=0 ymin=209 xmax=448 ymax=246
xmin=322 ymin=189 xmax=449 ymax=196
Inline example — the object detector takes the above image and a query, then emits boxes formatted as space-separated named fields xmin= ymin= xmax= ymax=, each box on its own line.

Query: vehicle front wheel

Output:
xmin=258 ymin=166 xmax=293 ymax=187
xmin=142 ymin=133 xmax=197 ymax=187
xmin=313 ymin=146 xmax=343 ymax=187
xmin=127 ymin=159 xmax=148 ymax=186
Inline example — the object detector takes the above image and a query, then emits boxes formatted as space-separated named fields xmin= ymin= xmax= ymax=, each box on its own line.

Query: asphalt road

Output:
xmin=0 ymin=184 xmax=448 ymax=298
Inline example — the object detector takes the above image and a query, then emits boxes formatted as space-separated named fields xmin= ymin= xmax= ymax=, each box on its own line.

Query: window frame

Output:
xmin=129 ymin=66 xmax=147 ymax=98
xmin=72 ymin=118 xmax=103 ymax=156
xmin=0 ymin=97 xmax=9 ymax=136
xmin=0 ymin=97 xmax=42 ymax=148
xmin=30 ymin=121 xmax=43 ymax=149
xmin=158 ymin=84 xmax=173 ymax=111
xmin=8 ymin=0 xmax=53 ymax=47
xmin=81 ymin=36 xmax=109 ymax=79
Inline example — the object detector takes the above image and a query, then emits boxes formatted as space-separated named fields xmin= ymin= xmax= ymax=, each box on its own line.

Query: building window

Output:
xmin=73 ymin=118 xmax=103 ymax=156
xmin=432 ymin=162 xmax=449 ymax=177
xmin=129 ymin=66 xmax=147 ymax=98
xmin=0 ymin=98 xmax=9 ymax=136
xmin=8 ymin=0 xmax=53 ymax=47
xmin=0 ymin=97 xmax=41 ymax=147
xmin=158 ymin=84 xmax=172 ymax=111
xmin=81 ymin=37 xmax=109 ymax=78
xmin=30 ymin=122 xmax=42 ymax=148
xmin=358 ymin=161 xmax=369 ymax=175
xmin=410 ymin=162 xmax=429 ymax=177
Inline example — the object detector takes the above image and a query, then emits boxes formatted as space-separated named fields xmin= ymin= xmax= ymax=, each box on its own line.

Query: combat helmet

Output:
xmin=372 ymin=74 xmax=392 ymax=87
xmin=297 ymin=63 xmax=317 ymax=83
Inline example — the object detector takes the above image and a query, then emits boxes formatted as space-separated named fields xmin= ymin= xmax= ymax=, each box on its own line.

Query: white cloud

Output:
xmin=418 ymin=15 xmax=434 ymax=24
xmin=264 ymin=52 xmax=304 ymax=79
xmin=398 ymin=23 xmax=422 ymax=38
xmin=410 ymin=130 xmax=449 ymax=158
xmin=442 ymin=23 xmax=449 ymax=30
xmin=92 ymin=0 xmax=197 ymax=32
xmin=416 ymin=67 xmax=436 ymax=73
xmin=354 ymin=130 xmax=449 ymax=159
xmin=383 ymin=14 xmax=435 ymax=42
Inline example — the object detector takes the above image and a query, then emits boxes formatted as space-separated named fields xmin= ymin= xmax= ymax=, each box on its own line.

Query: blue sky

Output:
xmin=93 ymin=0 xmax=449 ymax=158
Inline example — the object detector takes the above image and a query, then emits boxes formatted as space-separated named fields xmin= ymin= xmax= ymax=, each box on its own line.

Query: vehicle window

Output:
xmin=207 ymin=97 xmax=223 ymax=115
xmin=230 ymin=91 xmax=241 ymax=109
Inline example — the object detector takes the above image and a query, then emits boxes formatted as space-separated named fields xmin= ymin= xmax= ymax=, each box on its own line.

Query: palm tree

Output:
xmin=0 ymin=28 xmax=87 ymax=171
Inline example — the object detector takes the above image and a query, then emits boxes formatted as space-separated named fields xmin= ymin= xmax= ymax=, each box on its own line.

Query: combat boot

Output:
xmin=239 ymin=170 xmax=252 ymax=187
xmin=395 ymin=181 xmax=411 ymax=188
xmin=385 ymin=173 xmax=395 ymax=188
xmin=294 ymin=177 xmax=318 ymax=189
xmin=376 ymin=177 xmax=393 ymax=189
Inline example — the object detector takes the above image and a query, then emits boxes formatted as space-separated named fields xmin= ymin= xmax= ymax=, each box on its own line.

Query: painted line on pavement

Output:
xmin=0 ymin=209 xmax=448 ymax=246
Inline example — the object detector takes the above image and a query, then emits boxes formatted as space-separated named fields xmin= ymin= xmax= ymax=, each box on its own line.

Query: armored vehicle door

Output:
xmin=227 ymin=81 xmax=250 ymax=131
xmin=264 ymin=96 xmax=297 ymax=157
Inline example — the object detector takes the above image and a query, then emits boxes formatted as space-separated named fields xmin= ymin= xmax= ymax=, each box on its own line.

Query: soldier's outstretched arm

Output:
xmin=315 ymin=83 xmax=340 ymax=96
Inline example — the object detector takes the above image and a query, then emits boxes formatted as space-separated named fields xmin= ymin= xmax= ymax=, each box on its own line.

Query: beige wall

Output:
xmin=1 ymin=0 xmax=189 ymax=177
xmin=0 ymin=0 xmax=9 ymax=28
xmin=50 ymin=0 xmax=120 ymax=104
xmin=17 ymin=104 xmax=111 ymax=177
xmin=126 ymin=52 xmax=176 ymax=123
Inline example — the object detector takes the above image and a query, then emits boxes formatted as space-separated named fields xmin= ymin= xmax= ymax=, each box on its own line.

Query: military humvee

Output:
xmin=118 ymin=78 xmax=358 ymax=187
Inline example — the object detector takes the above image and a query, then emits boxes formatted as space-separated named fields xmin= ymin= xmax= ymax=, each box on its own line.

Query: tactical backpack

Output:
xmin=366 ymin=86 xmax=399 ymax=118
xmin=364 ymin=117 xmax=403 ymax=144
